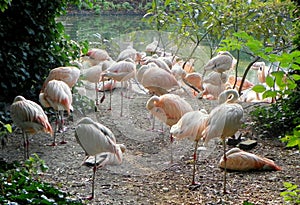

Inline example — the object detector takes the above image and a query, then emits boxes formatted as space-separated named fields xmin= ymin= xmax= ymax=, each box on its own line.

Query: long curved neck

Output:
xmin=146 ymin=96 xmax=159 ymax=110
xmin=218 ymin=89 xmax=239 ymax=104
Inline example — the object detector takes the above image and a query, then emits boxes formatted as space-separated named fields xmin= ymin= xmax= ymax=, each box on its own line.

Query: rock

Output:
xmin=162 ymin=187 xmax=169 ymax=192
xmin=238 ymin=139 xmax=257 ymax=150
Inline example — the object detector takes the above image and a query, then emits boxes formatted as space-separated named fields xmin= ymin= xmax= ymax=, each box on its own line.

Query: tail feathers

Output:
xmin=260 ymin=158 xmax=282 ymax=171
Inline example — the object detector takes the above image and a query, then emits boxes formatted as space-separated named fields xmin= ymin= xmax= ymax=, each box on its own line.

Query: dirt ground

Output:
xmin=1 ymin=80 xmax=300 ymax=205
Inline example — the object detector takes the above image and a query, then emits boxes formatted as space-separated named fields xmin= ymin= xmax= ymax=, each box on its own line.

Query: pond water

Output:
xmin=58 ymin=14 xmax=258 ymax=83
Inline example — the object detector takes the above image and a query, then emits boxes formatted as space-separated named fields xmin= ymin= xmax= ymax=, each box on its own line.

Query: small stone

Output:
xmin=268 ymin=176 xmax=277 ymax=181
xmin=238 ymin=139 xmax=257 ymax=150
xmin=162 ymin=187 xmax=169 ymax=192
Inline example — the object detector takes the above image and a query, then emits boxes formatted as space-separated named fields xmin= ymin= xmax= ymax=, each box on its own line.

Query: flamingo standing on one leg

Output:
xmin=75 ymin=117 xmax=125 ymax=200
xmin=202 ymin=89 xmax=244 ymax=194
xmin=80 ymin=60 xmax=115 ymax=107
xmin=146 ymin=93 xmax=193 ymax=163
xmin=10 ymin=95 xmax=53 ymax=159
xmin=99 ymin=58 xmax=136 ymax=116
xmin=170 ymin=109 xmax=209 ymax=185
xmin=39 ymin=79 xmax=73 ymax=145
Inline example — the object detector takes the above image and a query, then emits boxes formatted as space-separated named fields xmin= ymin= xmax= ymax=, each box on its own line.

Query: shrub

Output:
xmin=0 ymin=154 xmax=83 ymax=204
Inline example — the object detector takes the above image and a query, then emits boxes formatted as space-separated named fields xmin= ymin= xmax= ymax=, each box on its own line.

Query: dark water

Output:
xmin=58 ymin=14 xmax=150 ymax=42
xmin=58 ymin=14 xmax=258 ymax=82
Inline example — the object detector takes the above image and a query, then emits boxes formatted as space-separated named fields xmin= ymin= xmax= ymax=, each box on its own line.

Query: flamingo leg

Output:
xmin=95 ymin=83 xmax=99 ymax=106
xmin=223 ymin=138 xmax=227 ymax=195
xmin=49 ymin=112 xmax=59 ymax=146
xmin=22 ymin=131 xmax=29 ymax=159
xmin=108 ymin=80 xmax=112 ymax=111
xmin=170 ymin=132 xmax=174 ymax=164
xmin=120 ymin=81 xmax=124 ymax=117
xmin=100 ymin=80 xmax=106 ymax=104
xmin=86 ymin=156 xmax=96 ymax=200
xmin=192 ymin=140 xmax=199 ymax=185
xmin=151 ymin=114 xmax=155 ymax=130
xmin=60 ymin=110 xmax=67 ymax=144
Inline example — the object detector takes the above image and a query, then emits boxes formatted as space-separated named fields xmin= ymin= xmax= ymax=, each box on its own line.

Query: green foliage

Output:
xmin=0 ymin=0 xmax=86 ymax=106
xmin=250 ymin=91 xmax=300 ymax=138
xmin=281 ymin=125 xmax=300 ymax=150
xmin=243 ymin=201 xmax=255 ymax=205
xmin=0 ymin=120 xmax=12 ymax=148
xmin=0 ymin=154 xmax=83 ymax=204
xmin=280 ymin=182 xmax=300 ymax=204
xmin=144 ymin=0 xmax=296 ymax=55
xmin=72 ymin=81 xmax=95 ymax=115
xmin=121 ymin=2 xmax=134 ymax=10
xmin=0 ymin=0 xmax=11 ymax=12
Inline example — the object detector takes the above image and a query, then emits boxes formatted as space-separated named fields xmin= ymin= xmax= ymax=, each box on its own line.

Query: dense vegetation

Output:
xmin=0 ymin=0 xmax=85 ymax=114
xmin=0 ymin=154 xmax=83 ymax=204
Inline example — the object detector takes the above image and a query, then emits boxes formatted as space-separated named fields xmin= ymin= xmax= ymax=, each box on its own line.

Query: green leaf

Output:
xmin=292 ymin=74 xmax=300 ymax=81
xmin=164 ymin=0 xmax=171 ymax=6
xmin=252 ymin=85 xmax=266 ymax=93
xmin=265 ymin=76 xmax=274 ymax=87
xmin=4 ymin=124 xmax=12 ymax=133
xmin=262 ymin=90 xmax=277 ymax=98
xmin=286 ymin=135 xmax=300 ymax=148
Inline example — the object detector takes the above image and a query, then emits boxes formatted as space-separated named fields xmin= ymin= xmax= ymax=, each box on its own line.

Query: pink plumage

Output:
xmin=219 ymin=148 xmax=282 ymax=171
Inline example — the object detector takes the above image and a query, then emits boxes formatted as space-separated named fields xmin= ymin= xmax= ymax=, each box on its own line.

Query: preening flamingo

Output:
xmin=41 ymin=66 xmax=80 ymax=92
xmin=219 ymin=148 xmax=282 ymax=171
xmin=39 ymin=79 xmax=73 ymax=145
xmin=145 ymin=39 xmax=160 ymax=55
xmin=202 ymin=89 xmax=244 ymax=194
xmin=75 ymin=117 xmax=125 ymax=200
xmin=81 ymin=60 xmax=115 ymax=106
xmin=201 ymin=71 xmax=229 ymax=100
xmin=203 ymin=51 xmax=235 ymax=75
xmin=182 ymin=72 xmax=203 ymax=96
xmin=171 ymin=64 xmax=203 ymax=96
xmin=84 ymin=48 xmax=111 ymax=66
xmin=143 ymin=56 xmax=171 ymax=73
xmin=137 ymin=62 xmax=180 ymax=96
xmin=170 ymin=109 xmax=209 ymax=185
xmin=10 ymin=95 xmax=53 ymax=159
xmin=116 ymin=45 xmax=142 ymax=64
xmin=146 ymin=93 xmax=193 ymax=163
xmin=99 ymin=58 xmax=136 ymax=116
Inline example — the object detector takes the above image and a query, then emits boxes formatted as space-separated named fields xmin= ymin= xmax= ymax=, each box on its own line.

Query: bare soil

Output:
xmin=1 ymin=81 xmax=299 ymax=205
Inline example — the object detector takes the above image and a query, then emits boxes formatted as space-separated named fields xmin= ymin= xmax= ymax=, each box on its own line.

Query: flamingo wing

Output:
xmin=171 ymin=110 xmax=208 ymax=141
xmin=75 ymin=117 xmax=116 ymax=156
xmin=203 ymin=103 xmax=243 ymax=145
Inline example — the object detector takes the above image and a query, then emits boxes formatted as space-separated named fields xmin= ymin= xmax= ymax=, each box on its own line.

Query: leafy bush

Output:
xmin=0 ymin=120 xmax=12 ymax=148
xmin=281 ymin=124 xmax=300 ymax=150
xmin=250 ymin=91 xmax=300 ymax=138
xmin=280 ymin=182 xmax=300 ymax=204
xmin=0 ymin=0 xmax=83 ymax=105
xmin=0 ymin=154 xmax=83 ymax=204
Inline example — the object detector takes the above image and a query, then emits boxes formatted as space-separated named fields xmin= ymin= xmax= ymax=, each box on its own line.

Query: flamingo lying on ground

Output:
xmin=219 ymin=148 xmax=282 ymax=171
